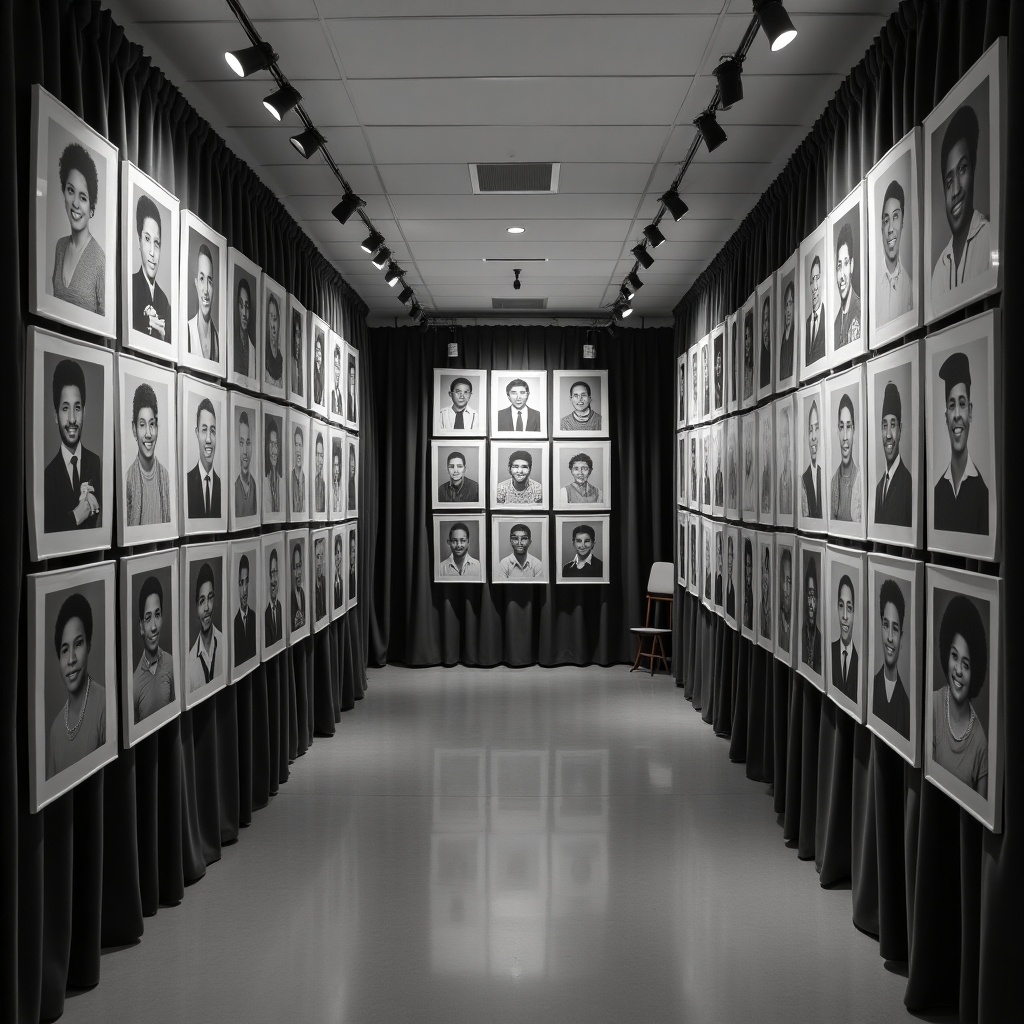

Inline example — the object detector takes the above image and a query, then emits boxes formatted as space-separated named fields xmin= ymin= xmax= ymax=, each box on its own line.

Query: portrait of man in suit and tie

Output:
xmin=331 ymin=343 xmax=343 ymax=417
xmin=232 ymin=552 xmax=257 ymax=669
xmin=333 ymin=533 xmax=344 ymax=613
xmin=779 ymin=278 xmax=795 ymax=384
xmin=874 ymin=381 xmax=912 ymax=526
xmin=264 ymin=545 xmax=283 ymax=648
xmin=800 ymin=396 xmax=823 ymax=522
xmin=314 ymin=536 xmax=327 ymax=622
xmin=186 ymin=397 xmax=221 ymax=520
xmin=830 ymin=573 xmax=859 ymax=703
xmin=131 ymin=193 xmax=171 ymax=344
xmin=497 ymin=377 xmax=541 ymax=433
xmin=804 ymin=254 xmax=825 ymax=370
xmin=290 ymin=423 xmax=306 ymax=516
xmin=314 ymin=430 xmax=327 ymax=515
xmin=290 ymin=539 xmax=306 ymax=630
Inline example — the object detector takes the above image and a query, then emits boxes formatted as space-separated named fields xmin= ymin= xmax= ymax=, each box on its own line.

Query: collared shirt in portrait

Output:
xmin=496 ymin=478 xmax=542 ymax=504
xmin=559 ymin=409 xmax=602 ymax=431
xmin=186 ymin=627 xmax=222 ymax=694
xmin=438 ymin=554 xmax=481 ymax=578
xmin=438 ymin=477 xmax=480 ymax=503
xmin=439 ymin=405 xmax=478 ymax=430
xmin=933 ymin=454 xmax=989 ymax=535
xmin=877 ymin=258 xmax=913 ymax=324
xmin=829 ymin=460 xmax=862 ymax=522
xmin=234 ymin=473 xmax=257 ymax=518
xmin=498 ymin=553 xmax=545 ymax=579
xmin=563 ymin=481 xmax=602 ymax=504
xmin=931 ymin=210 xmax=993 ymax=298
xmin=133 ymin=648 xmax=175 ymax=724
xmin=292 ymin=469 xmax=306 ymax=512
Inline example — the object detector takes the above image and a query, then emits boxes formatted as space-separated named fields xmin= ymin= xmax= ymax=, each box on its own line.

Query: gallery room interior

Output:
xmin=2 ymin=0 xmax=1019 ymax=1022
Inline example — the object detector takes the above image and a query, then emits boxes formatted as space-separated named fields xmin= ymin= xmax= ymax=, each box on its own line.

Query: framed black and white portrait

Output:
xmin=121 ymin=161 xmax=179 ymax=363
xmin=329 ymin=426 xmax=347 ymax=521
xmin=179 ymin=542 xmax=227 ymax=709
xmin=826 ymin=182 xmax=868 ymax=368
xmin=712 ymin=521 xmax=725 ymax=615
xmin=725 ymin=416 xmax=739 ymax=521
xmin=739 ymin=294 xmax=756 ymax=411
xmin=491 ymin=370 xmax=548 ymax=439
xmin=698 ymin=425 xmax=712 ymax=515
xmin=228 ymin=392 xmax=260 ymax=532
xmin=552 ymin=440 xmax=610 ymax=511
xmin=923 ymin=38 xmax=1005 ymax=326
xmin=677 ymin=510 xmax=687 ymax=589
xmin=490 ymin=442 xmax=549 ymax=511
xmin=925 ymin=565 xmax=1002 ymax=832
xmin=285 ymin=408 xmax=310 ymax=524
xmin=690 ymin=340 xmax=700 ymax=425
xmin=774 ymin=393 xmax=796 ymax=530
xmin=309 ymin=419 xmax=329 ymax=523
xmin=30 ymin=85 xmax=118 ymax=340
xmin=27 ymin=561 xmax=117 ymax=813
xmin=676 ymin=353 xmax=687 ymax=430
xmin=433 ymin=369 xmax=488 ymax=437
xmin=867 ymin=128 xmax=923 ymax=349
xmin=310 ymin=528 xmax=331 ymax=632
xmin=866 ymin=554 xmax=923 ymax=766
xmin=260 ymin=400 xmax=287 ymax=527
xmin=711 ymin=420 xmax=725 ymax=518
xmin=432 ymin=440 xmax=486 ymax=510
xmin=552 ymin=369 xmax=608 ymax=437
xmin=178 ymin=373 xmax=228 ymax=537
xmin=756 ymin=403 xmax=775 ymax=527
xmin=687 ymin=517 xmax=699 ymax=597
xmin=326 ymin=330 xmax=346 ymax=426
xmin=740 ymin=412 xmax=757 ymax=523
xmin=345 ymin=523 xmax=359 ymax=612
xmin=726 ymin=311 xmax=740 ymax=415
xmin=711 ymin=324 xmax=727 ymax=419
xmin=687 ymin=431 xmax=700 ymax=513
xmin=330 ymin=524 xmax=347 ymax=621
xmin=756 ymin=532 xmax=774 ymax=651
xmin=345 ymin=342 xmax=359 ymax=432
xmin=287 ymin=294 xmax=307 ymax=408
xmin=796 ymin=537 xmax=826 ymax=690
xmin=774 ymin=533 xmax=796 ymax=666
xmin=676 ymin=431 xmax=687 ymax=508
xmin=755 ymin=273 xmax=775 ymax=403
xmin=866 ymin=342 xmax=923 ymax=548
xmin=228 ymin=539 xmax=261 ymax=683
xmin=120 ymin=549 xmax=180 ymax=748
xmin=556 ymin=514 xmax=610 ymax=585
xmin=796 ymin=382 xmax=827 ymax=535
xmin=178 ymin=210 xmax=227 ymax=379
xmin=115 ymin=353 xmax=178 ymax=547
xmin=261 ymin=273 xmax=287 ymax=400
xmin=798 ymin=220 xmax=828 ymax=383
xmin=775 ymin=250 xmax=799 ymax=393
xmin=700 ymin=516 xmax=714 ymax=610
xmin=824 ymin=545 xmax=866 ymax=723
xmin=27 ymin=328 xmax=114 ymax=562
xmin=307 ymin=311 xmax=329 ymax=419
xmin=724 ymin=526 xmax=739 ymax=631
xmin=823 ymin=364 xmax=867 ymax=542
xmin=699 ymin=334 xmax=711 ymax=422
xmin=345 ymin=434 xmax=359 ymax=519
xmin=739 ymin=529 xmax=755 ymax=642
xmin=924 ymin=310 xmax=999 ymax=561
xmin=434 ymin=514 xmax=485 ymax=583
xmin=491 ymin=515 xmax=549 ymax=584
xmin=260 ymin=532 xmax=287 ymax=659
xmin=285 ymin=529 xmax=311 ymax=642
xmin=226 ymin=248 xmax=260 ymax=390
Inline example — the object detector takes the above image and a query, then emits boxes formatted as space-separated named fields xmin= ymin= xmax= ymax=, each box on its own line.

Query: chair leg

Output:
xmin=630 ymin=638 xmax=644 ymax=672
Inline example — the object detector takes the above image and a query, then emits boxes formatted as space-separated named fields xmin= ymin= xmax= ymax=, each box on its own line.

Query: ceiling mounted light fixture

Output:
xmin=371 ymin=246 xmax=391 ymax=269
xmin=409 ymin=301 xmax=422 ymax=319
xmin=713 ymin=57 xmax=744 ymax=109
xmin=513 ymin=268 xmax=522 ymax=291
xmin=659 ymin=187 xmax=689 ymax=222
xmin=398 ymin=285 xmax=414 ymax=304
xmin=506 ymin=226 xmax=526 ymax=234
xmin=643 ymin=223 xmax=666 ymax=248
xmin=384 ymin=264 xmax=403 ymax=287
xmin=613 ymin=298 xmax=633 ymax=320
xmin=694 ymin=110 xmax=727 ymax=153
xmin=632 ymin=243 xmax=655 ymax=269
xmin=225 ymin=41 xmax=277 ymax=78
xmin=754 ymin=0 xmax=798 ymax=51
xmin=361 ymin=230 xmax=385 ymax=255
xmin=331 ymin=192 xmax=365 ymax=225
xmin=627 ymin=271 xmax=644 ymax=295
xmin=289 ymin=126 xmax=326 ymax=159
xmin=620 ymin=283 xmax=633 ymax=302
xmin=419 ymin=313 xmax=430 ymax=331
xmin=263 ymin=83 xmax=302 ymax=120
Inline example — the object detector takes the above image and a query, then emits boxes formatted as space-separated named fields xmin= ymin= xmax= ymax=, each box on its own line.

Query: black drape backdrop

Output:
xmin=3 ymin=3 xmax=372 ymax=1022
xmin=673 ymin=2 xmax=1021 ymax=1021
xmin=365 ymin=324 xmax=675 ymax=668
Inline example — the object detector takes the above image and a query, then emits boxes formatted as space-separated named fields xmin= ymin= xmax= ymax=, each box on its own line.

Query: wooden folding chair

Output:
xmin=629 ymin=561 xmax=674 ymax=675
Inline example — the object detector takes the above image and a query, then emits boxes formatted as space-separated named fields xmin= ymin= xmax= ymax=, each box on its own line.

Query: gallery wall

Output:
xmin=672 ymin=2 xmax=1020 ymax=1021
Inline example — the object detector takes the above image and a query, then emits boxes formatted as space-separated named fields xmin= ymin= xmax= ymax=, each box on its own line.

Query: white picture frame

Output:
xmin=178 ymin=372 xmax=228 ymax=538
xmin=490 ymin=515 xmax=550 ymax=584
xmin=260 ymin=272 xmax=287 ymax=400
xmin=330 ymin=524 xmax=347 ymax=620
xmin=285 ymin=408 xmax=310 ymax=524
xmin=826 ymin=181 xmax=869 ymax=368
xmin=309 ymin=418 xmax=330 ymax=523
xmin=774 ymin=393 xmax=796 ymax=530
xmin=329 ymin=426 xmax=347 ymax=522
xmin=433 ymin=369 xmax=488 ymax=437
xmin=227 ymin=391 xmax=261 ymax=532
xmin=228 ymin=538 xmax=261 ymax=683
xmin=676 ymin=430 xmax=687 ymax=508
xmin=710 ymin=323 xmax=727 ymax=419
xmin=725 ymin=417 xmax=739 ymax=521
xmin=344 ymin=341 xmax=359 ymax=432
xmin=677 ymin=510 xmax=687 ymax=589
xmin=345 ymin=434 xmax=359 ymax=520
xmin=225 ymin=247 xmax=261 ymax=391
xmin=774 ymin=533 xmax=797 ymax=666
xmin=178 ymin=209 xmax=227 ymax=379
xmin=756 ymin=402 xmax=775 ymax=526
xmin=432 ymin=440 xmax=486 ymax=510
xmin=490 ymin=441 xmax=549 ymax=511
xmin=739 ymin=528 xmax=756 ymax=641
xmin=798 ymin=219 xmax=828 ymax=383
xmin=796 ymin=537 xmax=826 ymax=690
xmin=327 ymin=330 xmax=346 ymax=425
xmin=552 ymin=369 xmax=608 ymax=437
xmin=676 ymin=352 xmax=687 ymax=430
xmin=310 ymin=528 xmax=331 ymax=632
xmin=260 ymin=400 xmax=288 ymax=527
xmin=823 ymin=363 xmax=867 ymax=542
xmin=824 ymin=544 xmax=867 ymax=723
xmin=285 ymin=529 xmax=311 ymax=642
xmin=345 ymin=522 xmax=359 ymax=612
xmin=687 ymin=515 xmax=699 ymax=597
xmin=179 ymin=542 xmax=227 ymax=709
xmin=723 ymin=525 xmax=739 ymax=631
xmin=775 ymin=249 xmax=799 ymax=392
xmin=260 ymin=532 xmax=288 ymax=659
xmin=490 ymin=370 xmax=548 ymax=439
xmin=307 ymin=311 xmax=329 ymax=419
xmin=796 ymin=381 xmax=827 ymax=535
xmin=555 ymin=514 xmax=610 ymax=585
xmin=434 ymin=514 xmax=485 ymax=583
xmin=739 ymin=292 xmax=757 ymax=410
xmin=286 ymin=293 xmax=308 ymax=408
xmin=552 ymin=440 xmax=611 ymax=511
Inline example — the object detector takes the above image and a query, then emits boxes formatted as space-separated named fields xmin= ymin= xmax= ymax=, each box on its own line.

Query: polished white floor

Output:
xmin=66 ymin=666 xmax=922 ymax=1023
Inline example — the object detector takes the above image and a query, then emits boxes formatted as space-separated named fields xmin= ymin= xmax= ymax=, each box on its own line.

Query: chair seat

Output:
xmin=629 ymin=627 xmax=672 ymax=635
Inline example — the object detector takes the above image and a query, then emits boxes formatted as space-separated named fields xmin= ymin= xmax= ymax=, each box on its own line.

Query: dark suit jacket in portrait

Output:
xmin=726 ymin=582 xmax=735 ymax=618
xmin=497 ymin=406 xmax=541 ymax=432
xmin=291 ymin=587 xmax=306 ymax=630
xmin=43 ymin=446 xmax=103 ymax=533
xmin=562 ymin=556 xmax=603 ymax=578
xmin=715 ymin=470 xmax=724 ymax=506
xmin=805 ymin=307 xmax=825 ymax=367
xmin=315 ymin=578 xmax=327 ymax=621
xmin=315 ymin=476 xmax=326 ymax=513
xmin=714 ymin=573 xmax=723 ymax=605
xmin=802 ymin=463 xmax=823 ymax=519
xmin=874 ymin=458 xmax=913 ymax=526
xmin=132 ymin=268 xmax=171 ymax=340
xmin=779 ymin=326 xmax=794 ymax=381
xmin=933 ymin=468 xmax=989 ymax=535
xmin=743 ymin=586 xmax=753 ymax=629
xmin=186 ymin=464 xmax=222 ymax=519
xmin=830 ymin=640 xmax=859 ymax=701
xmin=233 ymin=606 xmax=257 ymax=665
xmin=349 ymin=568 xmax=356 ymax=598
xmin=872 ymin=667 xmax=910 ymax=740
xmin=264 ymin=598 xmax=283 ymax=646
xmin=334 ymin=576 xmax=343 ymax=608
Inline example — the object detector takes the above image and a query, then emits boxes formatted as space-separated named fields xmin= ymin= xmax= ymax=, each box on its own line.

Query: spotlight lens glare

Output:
xmin=772 ymin=28 xmax=797 ymax=50
xmin=225 ymin=52 xmax=244 ymax=77
xmin=263 ymin=100 xmax=282 ymax=121
xmin=507 ymin=226 xmax=525 ymax=234
xmin=621 ymin=306 xmax=633 ymax=318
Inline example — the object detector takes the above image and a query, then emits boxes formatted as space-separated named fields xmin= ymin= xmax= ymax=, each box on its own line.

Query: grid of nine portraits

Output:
xmin=675 ymin=41 xmax=1005 ymax=832
xmin=24 ymin=85 xmax=359 ymax=813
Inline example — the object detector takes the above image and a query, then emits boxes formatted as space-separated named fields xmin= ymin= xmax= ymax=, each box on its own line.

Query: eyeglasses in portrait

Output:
xmin=285 ymin=529 xmax=311 ymax=642
xmin=310 ymin=528 xmax=331 ymax=632
xmin=490 ymin=442 xmax=549 ymax=510
xmin=121 ymin=161 xmax=179 ymax=364
xmin=287 ymin=293 xmax=307 ymax=407
xmin=285 ymin=408 xmax=310 ymax=524
xmin=330 ymin=524 xmax=347 ymax=620
xmin=229 ymin=539 xmax=261 ymax=682
xmin=756 ymin=273 xmax=775 ymax=403
xmin=724 ymin=526 xmax=739 ymax=631
xmin=757 ymin=403 xmax=775 ymax=527
xmin=491 ymin=515 xmax=549 ymax=585
xmin=178 ymin=210 xmax=227 ymax=379
xmin=345 ymin=436 xmax=360 ymax=519
xmin=261 ymin=273 xmax=287 ymax=401
xmin=260 ymin=401 xmax=287 ymax=527
xmin=27 ymin=561 xmax=117 ymax=813
xmin=796 ymin=382 xmax=827 ymax=536
xmin=774 ymin=393 xmax=796 ymax=530
xmin=260 ymin=532 xmax=288 ymax=660
xmin=432 ymin=440 xmax=485 ymax=510
xmin=180 ymin=543 xmax=227 ymax=709
xmin=826 ymin=181 xmax=868 ymax=369
xmin=27 ymin=328 xmax=114 ymax=562
xmin=434 ymin=514 xmax=485 ymax=584
xmin=178 ymin=373 xmax=228 ymax=537
xmin=711 ymin=324 xmax=727 ymax=418
xmin=739 ymin=529 xmax=755 ymax=642
xmin=555 ymin=514 xmax=610 ymax=585
xmin=29 ymin=85 xmax=118 ymax=340
xmin=433 ymin=369 xmax=488 ymax=437
xmin=345 ymin=523 xmax=359 ymax=612
xmin=310 ymin=421 xmax=330 ymax=524
xmin=345 ymin=343 xmax=359 ymax=432
xmin=774 ymin=535 xmax=796 ymax=666
xmin=552 ymin=370 xmax=608 ymax=438
xmin=757 ymin=532 xmax=774 ymax=650
xmin=799 ymin=220 xmax=828 ymax=384
xmin=226 ymin=247 xmax=261 ymax=391
xmin=824 ymin=544 xmax=866 ymax=723
xmin=923 ymin=38 xmax=1005 ymax=326
xmin=115 ymin=353 xmax=178 ymax=547
xmin=307 ymin=311 xmax=330 ymax=419
xmin=329 ymin=426 xmax=347 ymax=522
xmin=228 ymin=393 xmax=261 ymax=532
xmin=553 ymin=440 xmax=610 ymax=511
xmin=490 ymin=371 xmax=548 ymax=439
xmin=796 ymin=537 xmax=826 ymax=691
xmin=924 ymin=566 xmax=1003 ymax=832
xmin=775 ymin=250 xmax=799 ymax=394
xmin=823 ymin=364 xmax=867 ymax=542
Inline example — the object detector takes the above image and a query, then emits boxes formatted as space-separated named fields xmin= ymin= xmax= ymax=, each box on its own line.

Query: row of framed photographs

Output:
xmin=678 ymin=39 xmax=1005 ymax=426
xmin=26 ymin=523 xmax=359 ymax=814
xmin=431 ymin=368 xmax=608 ymax=439
xmin=678 ymin=513 xmax=1003 ymax=832
xmin=29 ymin=85 xmax=359 ymax=424
xmin=27 ymin=327 xmax=360 ymax=562
xmin=676 ymin=312 xmax=999 ymax=562
xmin=433 ymin=514 xmax=610 ymax=585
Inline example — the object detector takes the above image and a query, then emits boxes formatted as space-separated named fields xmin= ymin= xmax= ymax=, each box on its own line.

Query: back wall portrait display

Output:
xmin=796 ymin=537 xmax=825 ymax=691
xmin=491 ymin=515 xmax=549 ymax=584
xmin=226 ymin=247 xmax=260 ymax=391
xmin=178 ymin=209 xmax=226 ymax=379
xmin=310 ymin=419 xmax=329 ymax=523
xmin=823 ymin=364 xmax=866 ymax=542
xmin=434 ymin=514 xmax=485 ymax=582
xmin=30 ymin=85 xmax=118 ymax=340
xmin=345 ymin=523 xmax=359 ymax=613
xmin=345 ymin=435 xmax=359 ymax=519
xmin=552 ymin=441 xmax=610 ymax=510
xmin=490 ymin=371 xmax=548 ymax=438
xmin=330 ymin=426 xmax=347 ymax=521
xmin=330 ymin=524 xmax=347 ymax=621
xmin=490 ymin=442 xmax=549 ymax=510
xmin=328 ymin=330 xmax=346 ymax=425
xmin=756 ymin=274 xmax=775 ymax=403
xmin=775 ymin=250 xmax=799 ymax=393
xmin=552 ymin=370 xmax=607 ymax=436
xmin=27 ymin=561 xmax=117 ymax=814
xmin=796 ymin=382 xmax=827 ymax=535
xmin=556 ymin=514 xmax=610 ymax=585
xmin=178 ymin=373 xmax=228 ymax=537
xmin=287 ymin=294 xmax=307 ymax=408
xmin=432 ymin=441 xmax=485 ymax=509
xmin=121 ymin=161 xmax=178 ymax=363
xmin=345 ymin=342 xmax=359 ymax=431
xmin=27 ymin=328 xmax=114 ymax=561
xmin=261 ymin=400 xmax=287 ymax=526
xmin=711 ymin=324 xmax=727 ymax=418
xmin=311 ymin=528 xmax=331 ymax=632
xmin=228 ymin=392 xmax=260 ymax=532
xmin=286 ymin=529 xmax=310 ymax=642
xmin=180 ymin=542 xmax=226 ymax=709
xmin=285 ymin=408 xmax=310 ymax=524
xmin=229 ymin=539 xmax=260 ymax=683
xmin=739 ymin=529 xmax=755 ymax=641
xmin=774 ymin=393 xmax=795 ymax=530
xmin=774 ymin=534 xmax=796 ymax=666
xmin=433 ymin=369 xmax=487 ymax=436
xmin=724 ymin=526 xmax=739 ymax=631
xmin=260 ymin=532 xmax=287 ymax=660
xmin=756 ymin=532 xmax=774 ymax=650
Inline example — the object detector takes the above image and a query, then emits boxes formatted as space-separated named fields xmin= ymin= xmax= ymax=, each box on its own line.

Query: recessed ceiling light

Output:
xmin=506 ymin=226 xmax=525 ymax=234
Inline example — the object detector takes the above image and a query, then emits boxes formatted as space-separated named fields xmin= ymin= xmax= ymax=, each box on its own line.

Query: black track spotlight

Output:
xmin=263 ymin=83 xmax=302 ymax=120
xmin=612 ymin=298 xmax=633 ymax=320
xmin=754 ymin=0 xmax=798 ymax=51
xmin=418 ymin=313 xmax=430 ymax=331
xmin=620 ymin=300 xmax=633 ymax=319
xmin=289 ymin=126 xmax=326 ymax=159
xmin=371 ymin=246 xmax=391 ymax=270
xmin=632 ymin=243 xmax=655 ymax=269
xmin=398 ymin=285 xmax=414 ymax=304
xmin=694 ymin=110 xmax=727 ymax=153
xmin=513 ymin=268 xmax=522 ymax=291
xmin=384 ymin=264 xmax=403 ymax=287
xmin=713 ymin=57 xmax=744 ymax=110
xmin=225 ymin=41 xmax=277 ymax=78
xmin=361 ymin=230 xmax=385 ymax=255
xmin=619 ymin=283 xmax=632 ymax=303
xmin=626 ymin=271 xmax=644 ymax=296
xmin=643 ymin=223 xmax=666 ymax=248
xmin=659 ymin=187 xmax=689 ymax=222
xmin=409 ymin=301 xmax=422 ymax=319
xmin=331 ymin=192 xmax=365 ymax=225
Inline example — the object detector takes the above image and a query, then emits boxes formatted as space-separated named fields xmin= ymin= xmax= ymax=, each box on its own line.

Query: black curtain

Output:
xmin=673 ymin=2 xmax=1021 ymax=1021
xmin=365 ymin=323 xmax=675 ymax=667
xmin=3 ymin=3 xmax=371 ymax=1022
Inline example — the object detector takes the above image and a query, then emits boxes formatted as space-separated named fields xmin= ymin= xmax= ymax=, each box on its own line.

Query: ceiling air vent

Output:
xmin=492 ymin=297 xmax=548 ymax=310
xmin=470 ymin=162 xmax=560 ymax=194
